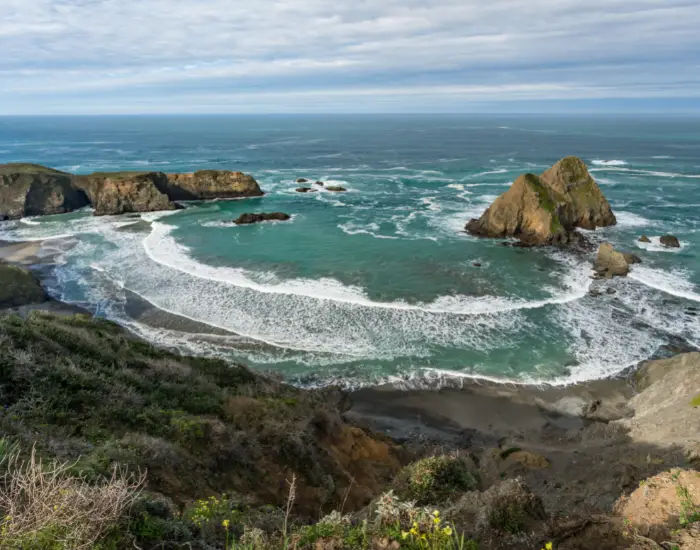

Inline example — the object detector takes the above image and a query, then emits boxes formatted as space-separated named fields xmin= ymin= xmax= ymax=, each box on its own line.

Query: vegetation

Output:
xmin=0 ymin=263 xmax=46 ymax=308
xmin=394 ymin=455 xmax=478 ymax=505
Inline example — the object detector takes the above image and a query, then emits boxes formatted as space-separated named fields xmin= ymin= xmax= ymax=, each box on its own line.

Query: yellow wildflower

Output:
xmin=222 ymin=519 xmax=230 ymax=529
xmin=401 ymin=531 xmax=409 ymax=540
xmin=442 ymin=526 xmax=453 ymax=536
xmin=545 ymin=544 xmax=553 ymax=550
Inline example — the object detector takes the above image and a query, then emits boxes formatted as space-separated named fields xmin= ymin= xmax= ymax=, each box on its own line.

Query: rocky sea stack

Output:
xmin=465 ymin=156 xmax=616 ymax=246
xmin=0 ymin=164 xmax=263 ymax=218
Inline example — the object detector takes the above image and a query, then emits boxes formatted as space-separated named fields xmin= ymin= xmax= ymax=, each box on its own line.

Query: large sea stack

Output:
xmin=0 ymin=164 xmax=264 ymax=217
xmin=465 ymin=156 xmax=616 ymax=246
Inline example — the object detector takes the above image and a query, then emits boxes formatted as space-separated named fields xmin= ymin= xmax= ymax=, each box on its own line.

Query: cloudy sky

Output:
xmin=1 ymin=0 xmax=699 ymax=114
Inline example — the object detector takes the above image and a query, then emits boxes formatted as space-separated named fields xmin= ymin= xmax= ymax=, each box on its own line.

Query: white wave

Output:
xmin=614 ymin=211 xmax=653 ymax=227
xmin=466 ymin=168 xmax=508 ymax=178
xmin=635 ymin=236 xmax=686 ymax=252
xmin=337 ymin=221 xmax=398 ymax=240
xmin=590 ymin=167 xmax=700 ymax=179
xmin=20 ymin=217 xmax=41 ymax=226
xmin=591 ymin=159 xmax=627 ymax=166
xmin=628 ymin=265 xmax=700 ymax=303
xmin=142 ymin=222 xmax=590 ymax=316
xmin=651 ymin=155 xmax=672 ymax=159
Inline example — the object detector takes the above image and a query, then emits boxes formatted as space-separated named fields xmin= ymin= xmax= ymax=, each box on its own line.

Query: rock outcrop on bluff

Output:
xmin=465 ymin=156 xmax=616 ymax=246
xmin=0 ymin=164 xmax=89 ymax=220
xmin=74 ymin=172 xmax=175 ymax=216
xmin=0 ymin=164 xmax=263 ymax=217
xmin=160 ymin=170 xmax=263 ymax=200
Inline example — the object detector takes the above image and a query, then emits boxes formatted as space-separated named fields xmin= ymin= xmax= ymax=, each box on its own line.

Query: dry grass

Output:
xmin=0 ymin=446 xmax=145 ymax=549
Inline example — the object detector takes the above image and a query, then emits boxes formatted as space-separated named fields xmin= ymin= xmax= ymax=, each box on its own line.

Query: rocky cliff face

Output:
xmin=0 ymin=164 xmax=89 ymax=220
xmin=162 ymin=170 xmax=263 ymax=200
xmin=466 ymin=157 xmax=616 ymax=245
xmin=74 ymin=172 xmax=175 ymax=216
xmin=0 ymin=164 xmax=264 ymax=217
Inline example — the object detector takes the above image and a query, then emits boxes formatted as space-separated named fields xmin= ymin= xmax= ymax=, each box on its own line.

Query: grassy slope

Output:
xmin=0 ymin=311 xmax=398 ymax=518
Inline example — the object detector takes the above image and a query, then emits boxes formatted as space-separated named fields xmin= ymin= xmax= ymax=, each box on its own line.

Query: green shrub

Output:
xmin=394 ymin=455 xmax=478 ymax=504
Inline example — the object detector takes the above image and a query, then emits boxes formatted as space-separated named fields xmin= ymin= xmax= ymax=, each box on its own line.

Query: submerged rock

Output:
xmin=233 ymin=212 xmax=291 ymax=225
xmin=296 ymin=177 xmax=308 ymax=183
xmin=638 ymin=235 xmax=651 ymax=243
xmin=325 ymin=185 xmax=347 ymax=192
xmin=660 ymin=234 xmax=680 ymax=248
xmin=0 ymin=163 xmax=89 ymax=220
xmin=314 ymin=180 xmax=325 ymax=186
xmin=295 ymin=187 xmax=316 ymax=193
xmin=465 ymin=156 xmax=616 ymax=246
xmin=594 ymin=242 xmax=639 ymax=278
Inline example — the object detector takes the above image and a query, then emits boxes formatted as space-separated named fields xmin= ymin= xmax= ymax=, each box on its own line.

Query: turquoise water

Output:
xmin=0 ymin=115 xmax=698 ymax=386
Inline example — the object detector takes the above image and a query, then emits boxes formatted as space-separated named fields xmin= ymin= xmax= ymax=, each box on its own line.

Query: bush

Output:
xmin=394 ymin=455 xmax=478 ymax=504
xmin=0 ymin=447 xmax=144 ymax=549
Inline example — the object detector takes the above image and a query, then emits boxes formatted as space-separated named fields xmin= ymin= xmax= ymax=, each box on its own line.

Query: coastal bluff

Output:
xmin=466 ymin=156 xmax=616 ymax=246
xmin=0 ymin=163 xmax=263 ymax=218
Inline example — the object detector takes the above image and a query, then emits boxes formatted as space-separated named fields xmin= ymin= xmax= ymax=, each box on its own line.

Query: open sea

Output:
xmin=0 ymin=114 xmax=698 ymax=386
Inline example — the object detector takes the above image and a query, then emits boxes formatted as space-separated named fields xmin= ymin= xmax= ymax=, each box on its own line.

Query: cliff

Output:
xmin=466 ymin=157 xmax=616 ymax=245
xmin=0 ymin=164 xmax=264 ymax=217
xmin=0 ymin=163 xmax=89 ymax=220
xmin=162 ymin=170 xmax=264 ymax=200
xmin=74 ymin=171 xmax=175 ymax=215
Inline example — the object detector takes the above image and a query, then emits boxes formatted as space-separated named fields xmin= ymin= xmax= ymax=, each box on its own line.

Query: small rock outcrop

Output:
xmin=74 ymin=172 xmax=175 ymax=216
xmin=660 ymin=234 xmax=680 ymax=248
xmin=594 ymin=242 xmax=639 ymax=278
xmin=162 ymin=170 xmax=263 ymax=200
xmin=0 ymin=164 xmax=89 ymax=220
xmin=296 ymin=178 xmax=308 ymax=183
xmin=233 ymin=212 xmax=290 ymax=225
xmin=296 ymin=187 xmax=316 ymax=193
xmin=466 ymin=157 xmax=616 ymax=246
xmin=314 ymin=181 xmax=325 ymax=186
xmin=0 ymin=262 xmax=47 ymax=308
xmin=639 ymin=235 xmax=651 ymax=243
xmin=325 ymin=185 xmax=347 ymax=192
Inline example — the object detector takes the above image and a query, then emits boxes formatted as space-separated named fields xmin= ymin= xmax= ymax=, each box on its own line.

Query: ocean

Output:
xmin=0 ymin=114 xmax=698 ymax=387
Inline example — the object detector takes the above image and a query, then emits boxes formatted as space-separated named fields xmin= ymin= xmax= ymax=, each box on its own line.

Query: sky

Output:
xmin=1 ymin=0 xmax=700 ymax=114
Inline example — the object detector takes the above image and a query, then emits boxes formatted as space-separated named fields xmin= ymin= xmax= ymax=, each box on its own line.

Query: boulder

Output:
xmin=233 ymin=212 xmax=291 ymax=225
xmin=325 ymin=186 xmax=347 ymax=192
xmin=0 ymin=164 xmax=89 ymax=220
xmin=622 ymin=252 xmax=641 ymax=265
xmin=638 ymin=235 xmax=651 ymax=243
xmin=0 ymin=262 xmax=47 ymax=308
xmin=162 ymin=170 xmax=263 ymax=200
xmin=465 ymin=156 xmax=616 ymax=246
xmin=594 ymin=242 xmax=636 ymax=278
xmin=660 ymin=234 xmax=680 ymax=248
xmin=296 ymin=187 xmax=316 ymax=193
xmin=74 ymin=172 xmax=175 ymax=216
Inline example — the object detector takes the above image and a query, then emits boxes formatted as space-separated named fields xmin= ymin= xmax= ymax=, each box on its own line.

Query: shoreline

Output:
xmin=1 ymin=237 xmax=698 ymax=537
xmin=0 ymin=237 xmax=695 ymax=392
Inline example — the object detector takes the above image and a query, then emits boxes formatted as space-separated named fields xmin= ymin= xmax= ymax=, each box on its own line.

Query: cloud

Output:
xmin=1 ymin=0 xmax=699 ymax=113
